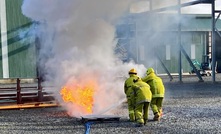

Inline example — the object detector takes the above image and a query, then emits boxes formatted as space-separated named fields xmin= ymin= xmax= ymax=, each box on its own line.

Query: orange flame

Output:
xmin=60 ymin=79 xmax=97 ymax=114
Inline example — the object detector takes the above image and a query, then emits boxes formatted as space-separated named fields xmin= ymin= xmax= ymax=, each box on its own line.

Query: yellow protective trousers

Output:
xmin=135 ymin=102 xmax=150 ymax=125
xmin=151 ymin=97 xmax=164 ymax=115
xmin=127 ymin=95 xmax=135 ymax=121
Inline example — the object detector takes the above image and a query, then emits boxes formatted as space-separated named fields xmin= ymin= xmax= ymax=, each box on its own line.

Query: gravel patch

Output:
xmin=0 ymin=74 xmax=221 ymax=134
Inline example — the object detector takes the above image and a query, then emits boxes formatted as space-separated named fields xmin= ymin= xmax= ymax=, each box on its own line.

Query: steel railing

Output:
xmin=0 ymin=78 xmax=55 ymax=104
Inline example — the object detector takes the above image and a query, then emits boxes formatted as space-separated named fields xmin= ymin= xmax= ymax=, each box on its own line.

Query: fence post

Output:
xmin=16 ymin=78 xmax=22 ymax=104
xmin=38 ymin=78 xmax=43 ymax=102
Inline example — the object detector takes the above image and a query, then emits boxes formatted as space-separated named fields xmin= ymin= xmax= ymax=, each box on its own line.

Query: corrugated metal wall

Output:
xmin=0 ymin=1 xmax=210 ymax=77
xmin=156 ymin=32 xmax=205 ymax=74
xmin=0 ymin=36 xmax=2 ymax=78
xmin=0 ymin=0 xmax=37 ymax=78
xmin=116 ymin=14 xmax=210 ymax=74
xmin=116 ymin=18 xmax=207 ymax=74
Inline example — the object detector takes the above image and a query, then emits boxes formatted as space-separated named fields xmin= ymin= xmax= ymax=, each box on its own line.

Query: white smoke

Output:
xmin=22 ymin=0 xmax=218 ymax=117
xmin=21 ymin=0 xmax=146 ymax=117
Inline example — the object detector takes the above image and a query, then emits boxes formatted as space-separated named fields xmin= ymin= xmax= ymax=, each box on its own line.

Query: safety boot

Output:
xmin=136 ymin=118 xmax=144 ymax=127
xmin=129 ymin=119 xmax=135 ymax=122
xmin=135 ymin=123 xmax=144 ymax=127
xmin=153 ymin=112 xmax=160 ymax=121
xmin=144 ymin=120 xmax=147 ymax=125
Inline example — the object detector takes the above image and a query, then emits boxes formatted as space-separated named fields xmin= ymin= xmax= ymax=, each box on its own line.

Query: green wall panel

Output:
xmin=154 ymin=32 xmax=206 ymax=74
xmin=5 ymin=0 xmax=37 ymax=78
xmin=0 ymin=34 xmax=2 ymax=78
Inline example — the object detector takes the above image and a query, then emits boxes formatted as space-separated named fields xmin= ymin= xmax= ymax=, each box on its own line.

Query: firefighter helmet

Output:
xmin=129 ymin=68 xmax=137 ymax=74
xmin=146 ymin=68 xmax=154 ymax=75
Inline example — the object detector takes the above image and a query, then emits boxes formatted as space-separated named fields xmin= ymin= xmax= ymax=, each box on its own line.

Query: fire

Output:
xmin=60 ymin=79 xmax=97 ymax=114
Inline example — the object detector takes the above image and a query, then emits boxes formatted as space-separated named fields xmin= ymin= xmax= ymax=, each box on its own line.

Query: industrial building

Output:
xmin=0 ymin=0 xmax=36 ymax=78
xmin=116 ymin=13 xmax=221 ymax=74
xmin=0 ymin=0 xmax=221 ymax=82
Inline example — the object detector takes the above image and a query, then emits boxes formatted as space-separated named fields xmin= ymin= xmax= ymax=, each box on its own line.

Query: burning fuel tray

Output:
xmin=81 ymin=115 xmax=121 ymax=123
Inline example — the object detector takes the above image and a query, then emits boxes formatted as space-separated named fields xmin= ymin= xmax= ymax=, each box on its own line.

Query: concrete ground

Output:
xmin=0 ymin=74 xmax=221 ymax=134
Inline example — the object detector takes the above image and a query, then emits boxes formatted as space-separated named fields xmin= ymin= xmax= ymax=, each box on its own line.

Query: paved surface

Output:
xmin=0 ymin=74 xmax=221 ymax=134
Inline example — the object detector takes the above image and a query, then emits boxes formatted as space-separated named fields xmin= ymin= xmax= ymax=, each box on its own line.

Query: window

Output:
xmin=166 ymin=45 xmax=171 ymax=60
xmin=191 ymin=44 xmax=196 ymax=59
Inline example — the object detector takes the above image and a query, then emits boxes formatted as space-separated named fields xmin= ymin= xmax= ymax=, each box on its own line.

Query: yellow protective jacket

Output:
xmin=131 ymin=80 xmax=152 ymax=104
xmin=142 ymin=73 xmax=165 ymax=98
xmin=124 ymin=74 xmax=139 ymax=96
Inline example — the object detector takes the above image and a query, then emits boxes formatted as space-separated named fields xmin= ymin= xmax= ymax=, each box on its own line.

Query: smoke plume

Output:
xmin=21 ymin=0 xmax=146 ymax=117
xmin=21 ymin=0 xmax=215 ymax=117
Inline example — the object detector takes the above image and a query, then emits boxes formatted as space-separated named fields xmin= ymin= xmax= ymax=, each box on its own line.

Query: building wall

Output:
xmin=1 ymin=3 xmax=215 ymax=77
xmin=115 ymin=12 xmax=213 ymax=74
xmin=155 ymin=32 xmax=206 ymax=74
xmin=116 ymin=16 xmax=207 ymax=74
xmin=0 ymin=0 xmax=37 ymax=78
xmin=0 ymin=37 xmax=2 ymax=78
xmin=134 ymin=32 xmax=205 ymax=74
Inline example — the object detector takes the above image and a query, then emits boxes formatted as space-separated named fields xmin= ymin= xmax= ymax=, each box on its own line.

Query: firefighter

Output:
xmin=142 ymin=68 xmax=165 ymax=121
xmin=124 ymin=68 xmax=140 ymax=122
xmin=131 ymin=77 xmax=152 ymax=127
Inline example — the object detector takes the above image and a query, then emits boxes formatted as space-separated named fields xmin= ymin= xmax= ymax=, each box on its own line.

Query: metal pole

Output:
xmin=155 ymin=52 xmax=173 ymax=81
xmin=38 ymin=78 xmax=43 ymax=102
xmin=178 ymin=0 xmax=182 ymax=82
xmin=17 ymin=78 xmax=22 ymax=104
xmin=211 ymin=0 xmax=216 ymax=82
xmin=181 ymin=46 xmax=204 ymax=82
xmin=0 ymin=0 xmax=9 ymax=78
